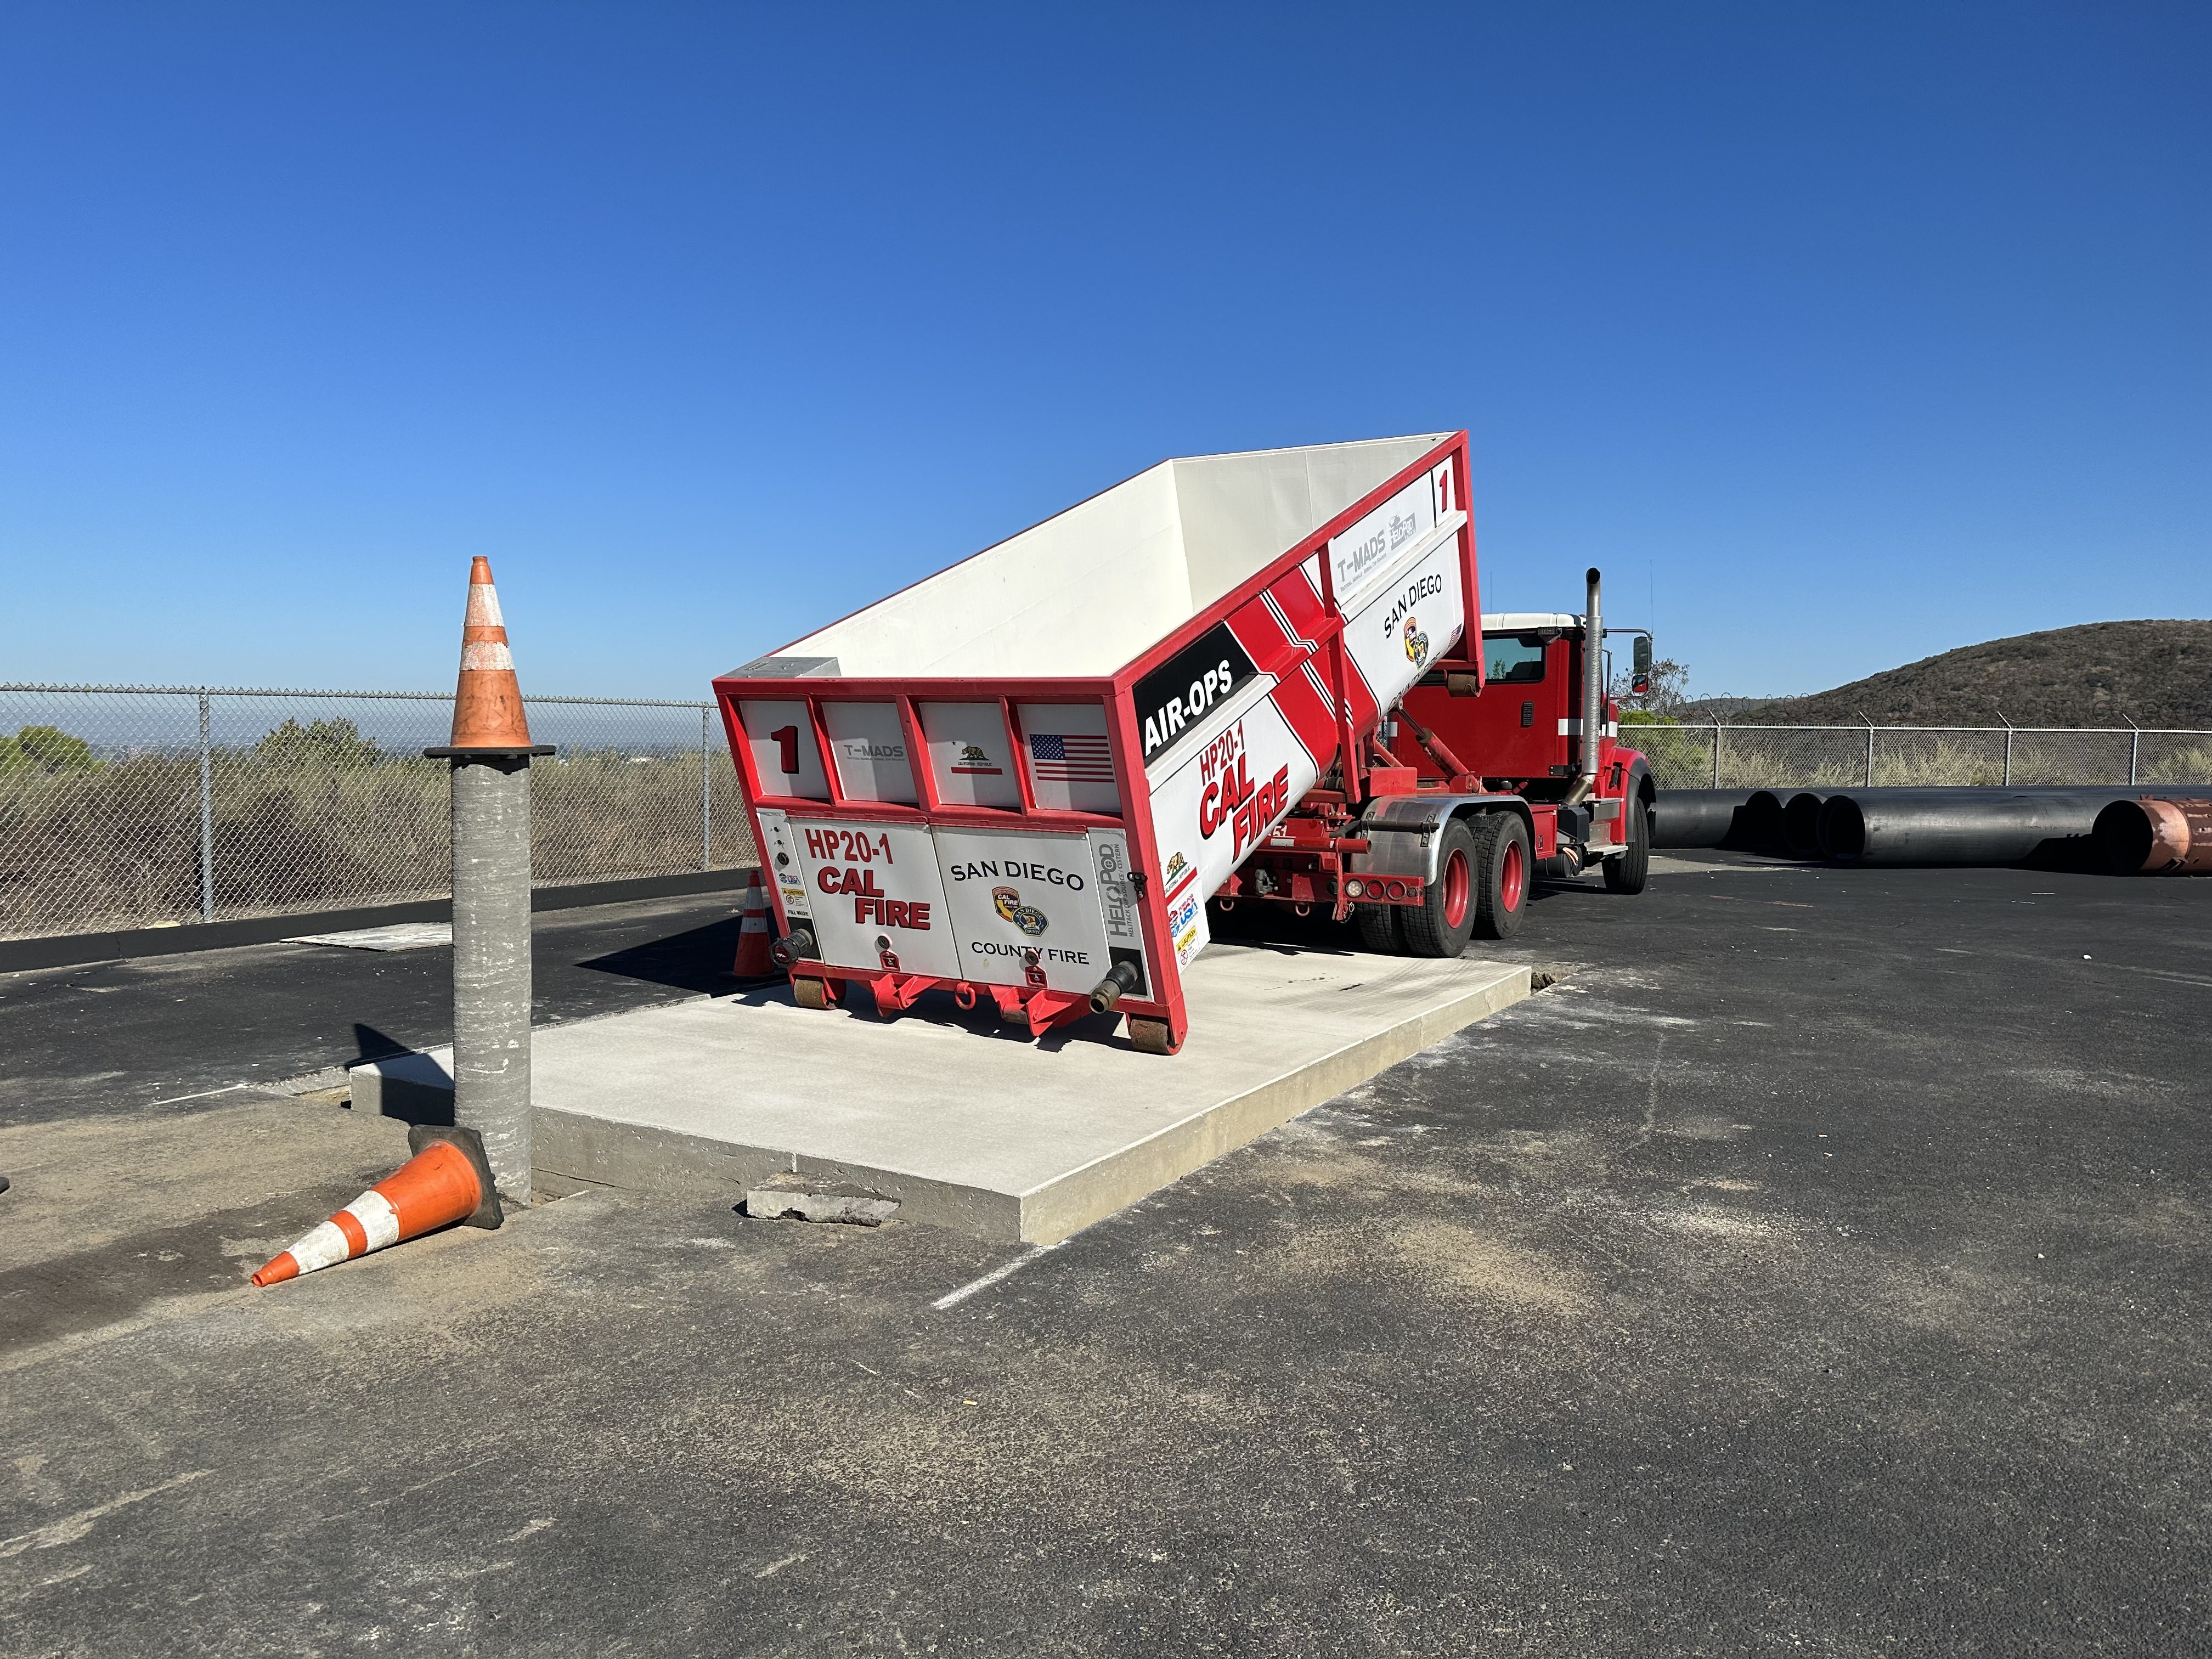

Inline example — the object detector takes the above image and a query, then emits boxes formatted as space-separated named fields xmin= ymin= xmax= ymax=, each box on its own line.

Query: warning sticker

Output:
xmin=753 ymin=807 xmax=811 ymax=922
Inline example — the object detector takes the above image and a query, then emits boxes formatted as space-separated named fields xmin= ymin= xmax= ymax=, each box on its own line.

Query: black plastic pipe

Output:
xmin=1781 ymin=792 xmax=1830 ymax=860
xmin=1650 ymin=789 xmax=1758 ymax=849
xmin=1815 ymin=787 xmax=2141 ymax=866
xmin=1737 ymin=789 xmax=1787 ymax=855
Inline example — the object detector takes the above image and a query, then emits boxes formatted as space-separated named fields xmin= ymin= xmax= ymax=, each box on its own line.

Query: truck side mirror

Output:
xmin=1632 ymin=636 xmax=1652 ymax=677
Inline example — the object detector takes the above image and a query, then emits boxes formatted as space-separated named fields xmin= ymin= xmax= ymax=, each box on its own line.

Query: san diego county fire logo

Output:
xmin=992 ymin=885 xmax=1049 ymax=937
xmin=1402 ymin=613 xmax=1430 ymax=667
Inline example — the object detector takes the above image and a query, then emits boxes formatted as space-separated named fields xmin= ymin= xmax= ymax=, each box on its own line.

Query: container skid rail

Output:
xmin=716 ymin=433 xmax=1484 ymax=1053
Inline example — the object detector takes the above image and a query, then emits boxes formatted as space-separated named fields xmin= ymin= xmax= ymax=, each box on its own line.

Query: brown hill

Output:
xmin=1686 ymin=620 xmax=2212 ymax=730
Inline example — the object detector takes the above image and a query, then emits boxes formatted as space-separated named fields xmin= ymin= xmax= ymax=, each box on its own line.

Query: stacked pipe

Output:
xmin=1651 ymin=785 xmax=2212 ymax=873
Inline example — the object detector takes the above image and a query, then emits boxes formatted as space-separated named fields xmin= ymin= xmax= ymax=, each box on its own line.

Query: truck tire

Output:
xmin=1402 ymin=815 xmax=1492 ymax=956
xmin=1603 ymin=798 xmax=1651 ymax=894
xmin=1469 ymin=812 xmax=1531 ymax=940
xmin=1355 ymin=902 xmax=1404 ymax=955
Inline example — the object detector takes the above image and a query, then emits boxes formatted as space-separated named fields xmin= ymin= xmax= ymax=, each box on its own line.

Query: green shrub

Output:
xmin=0 ymin=725 xmax=98 ymax=775
xmin=251 ymin=717 xmax=383 ymax=769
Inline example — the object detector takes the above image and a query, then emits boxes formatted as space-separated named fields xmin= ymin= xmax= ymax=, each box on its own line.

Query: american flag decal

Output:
xmin=1028 ymin=731 xmax=1116 ymax=784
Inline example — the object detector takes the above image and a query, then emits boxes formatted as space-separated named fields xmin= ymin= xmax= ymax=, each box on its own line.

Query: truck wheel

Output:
xmin=1402 ymin=816 xmax=1480 ymax=956
xmin=1469 ymin=812 xmax=1531 ymax=940
xmin=1602 ymin=798 xmax=1651 ymax=894
xmin=1356 ymin=902 xmax=1404 ymax=955
xmin=1128 ymin=1016 xmax=1182 ymax=1056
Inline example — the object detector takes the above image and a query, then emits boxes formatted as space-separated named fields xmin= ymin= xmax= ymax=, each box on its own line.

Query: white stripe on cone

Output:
xmin=347 ymin=1190 xmax=402 ymax=1251
xmin=272 ymin=1190 xmax=402 ymax=1278
xmin=285 ymin=1220 xmax=353 ymax=1276
xmin=464 ymin=584 xmax=505 ymax=628
xmin=460 ymin=640 xmax=516 ymax=672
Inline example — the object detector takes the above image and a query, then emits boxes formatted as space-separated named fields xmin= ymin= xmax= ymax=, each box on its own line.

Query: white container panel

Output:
xmin=916 ymin=701 xmax=1022 ymax=810
xmin=1340 ymin=526 xmax=1467 ymax=717
xmin=1146 ymin=692 xmax=1319 ymax=969
xmin=1014 ymin=702 xmax=1121 ymax=816
xmin=1327 ymin=469 xmax=1444 ymax=609
xmin=738 ymin=699 xmax=829 ymax=800
xmin=782 ymin=819 xmax=960 ymax=977
xmin=820 ymin=702 xmax=918 ymax=804
xmin=932 ymin=827 xmax=1115 ymax=995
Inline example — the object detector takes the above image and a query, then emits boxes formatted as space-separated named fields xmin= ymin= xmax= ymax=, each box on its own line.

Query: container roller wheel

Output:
xmin=1128 ymin=1017 xmax=1182 ymax=1056
xmin=793 ymin=977 xmax=841 ymax=1011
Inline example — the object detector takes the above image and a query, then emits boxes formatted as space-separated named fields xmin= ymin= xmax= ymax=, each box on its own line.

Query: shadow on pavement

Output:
xmin=575 ymin=916 xmax=742 ymax=997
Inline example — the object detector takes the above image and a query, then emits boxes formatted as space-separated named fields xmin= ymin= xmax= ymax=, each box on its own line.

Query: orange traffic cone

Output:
xmin=443 ymin=557 xmax=539 ymax=752
xmin=250 ymin=1126 xmax=502 ymax=1286
xmin=730 ymin=870 xmax=779 ymax=980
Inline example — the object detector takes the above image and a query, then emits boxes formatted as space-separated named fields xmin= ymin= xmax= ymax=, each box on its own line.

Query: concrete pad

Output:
xmin=529 ymin=945 xmax=1531 ymax=1244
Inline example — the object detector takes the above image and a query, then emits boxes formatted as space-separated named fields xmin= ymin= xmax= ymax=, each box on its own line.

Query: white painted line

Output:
xmin=145 ymin=1082 xmax=252 ymax=1107
xmin=932 ymin=1243 xmax=1064 ymax=1311
xmin=285 ymin=923 xmax=453 ymax=951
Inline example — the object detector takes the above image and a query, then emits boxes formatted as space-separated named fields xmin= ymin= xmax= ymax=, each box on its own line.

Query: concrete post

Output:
xmin=449 ymin=755 xmax=536 ymax=1205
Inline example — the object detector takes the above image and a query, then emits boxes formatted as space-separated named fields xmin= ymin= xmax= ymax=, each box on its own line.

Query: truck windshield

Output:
xmin=1482 ymin=635 xmax=1547 ymax=684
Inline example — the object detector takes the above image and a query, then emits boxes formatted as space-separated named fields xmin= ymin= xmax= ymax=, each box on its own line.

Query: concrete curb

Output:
xmin=0 ymin=867 xmax=758 ymax=974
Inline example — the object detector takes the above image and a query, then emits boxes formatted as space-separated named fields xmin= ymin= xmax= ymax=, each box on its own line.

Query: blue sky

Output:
xmin=2 ymin=3 xmax=2204 ymax=701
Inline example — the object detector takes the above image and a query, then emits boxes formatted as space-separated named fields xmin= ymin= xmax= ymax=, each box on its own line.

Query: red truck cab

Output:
xmin=1220 ymin=571 xmax=1654 ymax=958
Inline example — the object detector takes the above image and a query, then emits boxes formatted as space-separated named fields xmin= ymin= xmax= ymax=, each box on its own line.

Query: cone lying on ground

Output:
xmin=250 ymin=1126 xmax=502 ymax=1286
xmin=730 ymin=870 xmax=779 ymax=980
xmin=445 ymin=556 xmax=537 ymax=752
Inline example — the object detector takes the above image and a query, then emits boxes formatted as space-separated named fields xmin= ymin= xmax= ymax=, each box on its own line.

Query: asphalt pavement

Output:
xmin=1 ymin=857 xmax=2205 ymax=1655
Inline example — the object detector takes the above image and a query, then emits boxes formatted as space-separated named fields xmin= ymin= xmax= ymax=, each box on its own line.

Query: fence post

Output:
xmin=2129 ymin=723 xmax=2140 ymax=786
xmin=196 ymin=691 xmax=215 ymax=923
xmin=1865 ymin=723 xmax=1874 ymax=787
xmin=701 ymin=705 xmax=713 ymax=872
xmin=2003 ymin=725 xmax=2013 ymax=786
xmin=1712 ymin=723 xmax=1722 ymax=788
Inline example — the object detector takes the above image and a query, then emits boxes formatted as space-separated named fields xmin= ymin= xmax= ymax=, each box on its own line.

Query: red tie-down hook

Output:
xmin=1022 ymin=947 xmax=1047 ymax=988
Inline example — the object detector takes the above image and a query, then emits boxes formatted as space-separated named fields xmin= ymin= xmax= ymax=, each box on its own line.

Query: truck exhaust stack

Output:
xmin=1576 ymin=566 xmax=1603 ymax=800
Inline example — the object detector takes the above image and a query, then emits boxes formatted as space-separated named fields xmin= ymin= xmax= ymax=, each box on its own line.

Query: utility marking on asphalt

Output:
xmin=0 ymin=1470 xmax=210 ymax=1558
xmin=933 ymin=1243 xmax=1065 ymax=1310
xmin=144 ymin=1083 xmax=252 ymax=1107
xmin=848 ymin=1358 xmax=927 ymax=1398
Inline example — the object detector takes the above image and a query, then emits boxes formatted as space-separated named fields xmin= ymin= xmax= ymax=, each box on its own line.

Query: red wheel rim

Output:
xmin=1443 ymin=847 xmax=1471 ymax=929
xmin=1500 ymin=838 xmax=1526 ymax=912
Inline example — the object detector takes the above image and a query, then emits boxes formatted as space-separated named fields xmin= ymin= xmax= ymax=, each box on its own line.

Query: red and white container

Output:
xmin=714 ymin=432 xmax=1476 ymax=1054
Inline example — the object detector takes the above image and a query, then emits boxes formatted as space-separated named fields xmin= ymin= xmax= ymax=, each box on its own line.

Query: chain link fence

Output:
xmin=7 ymin=686 xmax=2209 ymax=942
xmin=1630 ymin=722 xmax=2212 ymax=793
xmin=1 ymin=685 xmax=754 ymax=941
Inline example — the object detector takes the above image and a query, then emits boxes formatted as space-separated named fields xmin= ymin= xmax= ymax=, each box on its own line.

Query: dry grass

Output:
xmin=0 ymin=749 xmax=754 ymax=939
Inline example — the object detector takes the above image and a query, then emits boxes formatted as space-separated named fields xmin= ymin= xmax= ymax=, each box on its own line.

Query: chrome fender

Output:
xmin=1351 ymin=793 xmax=1533 ymax=886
